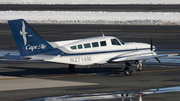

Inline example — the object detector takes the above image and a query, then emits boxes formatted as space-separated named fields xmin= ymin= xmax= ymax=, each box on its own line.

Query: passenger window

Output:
xmin=70 ymin=46 xmax=77 ymax=50
xmin=84 ymin=43 xmax=91 ymax=48
xmin=92 ymin=42 xmax=99 ymax=47
xmin=111 ymin=39 xmax=121 ymax=45
xmin=100 ymin=41 xmax=107 ymax=46
xmin=77 ymin=44 xmax=83 ymax=49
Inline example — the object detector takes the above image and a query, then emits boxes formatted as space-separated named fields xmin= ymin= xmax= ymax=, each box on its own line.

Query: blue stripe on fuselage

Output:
xmin=62 ymin=48 xmax=152 ymax=56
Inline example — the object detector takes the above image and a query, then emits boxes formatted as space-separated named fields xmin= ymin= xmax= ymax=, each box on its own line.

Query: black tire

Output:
xmin=68 ymin=65 xmax=76 ymax=73
xmin=136 ymin=63 xmax=143 ymax=71
xmin=124 ymin=67 xmax=132 ymax=76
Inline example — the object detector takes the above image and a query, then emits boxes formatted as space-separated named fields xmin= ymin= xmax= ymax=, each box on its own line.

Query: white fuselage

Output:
xmin=46 ymin=36 xmax=155 ymax=65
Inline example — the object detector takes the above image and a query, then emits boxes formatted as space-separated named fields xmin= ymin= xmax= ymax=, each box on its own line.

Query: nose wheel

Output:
xmin=136 ymin=62 xmax=143 ymax=71
xmin=68 ymin=65 xmax=76 ymax=73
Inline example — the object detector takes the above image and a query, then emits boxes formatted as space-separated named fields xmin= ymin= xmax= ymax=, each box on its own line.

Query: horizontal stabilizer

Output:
xmin=3 ymin=53 xmax=21 ymax=59
xmin=30 ymin=55 xmax=57 ymax=60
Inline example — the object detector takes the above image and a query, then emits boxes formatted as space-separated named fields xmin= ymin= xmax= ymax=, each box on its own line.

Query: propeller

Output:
xmin=150 ymin=38 xmax=161 ymax=63
xmin=155 ymin=57 xmax=161 ymax=63
xmin=151 ymin=38 xmax=153 ymax=51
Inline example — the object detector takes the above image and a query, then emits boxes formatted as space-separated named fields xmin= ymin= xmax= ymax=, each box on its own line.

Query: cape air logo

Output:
xmin=20 ymin=21 xmax=28 ymax=45
xmin=19 ymin=21 xmax=47 ymax=51
xmin=25 ymin=44 xmax=47 ymax=51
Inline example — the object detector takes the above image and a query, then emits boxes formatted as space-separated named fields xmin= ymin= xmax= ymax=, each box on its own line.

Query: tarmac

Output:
xmin=0 ymin=23 xmax=180 ymax=101
xmin=0 ymin=4 xmax=180 ymax=101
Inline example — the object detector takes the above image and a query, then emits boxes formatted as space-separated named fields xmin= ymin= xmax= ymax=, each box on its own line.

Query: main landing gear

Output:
xmin=124 ymin=61 xmax=144 ymax=76
xmin=68 ymin=65 xmax=76 ymax=73
xmin=124 ymin=61 xmax=132 ymax=76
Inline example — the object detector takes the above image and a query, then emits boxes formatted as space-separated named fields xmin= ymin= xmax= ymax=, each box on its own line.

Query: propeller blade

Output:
xmin=155 ymin=57 xmax=161 ymax=63
xmin=143 ymin=60 xmax=146 ymax=63
xmin=151 ymin=38 xmax=153 ymax=51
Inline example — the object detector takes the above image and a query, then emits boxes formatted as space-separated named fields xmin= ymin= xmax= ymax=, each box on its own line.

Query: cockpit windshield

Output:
xmin=111 ymin=39 xmax=120 ymax=45
xmin=117 ymin=38 xmax=125 ymax=45
xmin=111 ymin=38 xmax=125 ymax=45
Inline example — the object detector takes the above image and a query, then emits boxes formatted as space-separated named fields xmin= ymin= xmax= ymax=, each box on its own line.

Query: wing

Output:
xmin=108 ymin=53 xmax=178 ymax=63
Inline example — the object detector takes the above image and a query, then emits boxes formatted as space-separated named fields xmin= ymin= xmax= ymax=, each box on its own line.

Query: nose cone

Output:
xmin=152 ymin=45 xmax=156 ymax=51
xmin=125 ymin=42 xmax=156 ymax=51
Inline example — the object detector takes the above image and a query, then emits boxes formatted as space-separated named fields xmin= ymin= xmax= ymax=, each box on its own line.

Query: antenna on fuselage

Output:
xmin=101 ymin=31 xmax=105 ymax=37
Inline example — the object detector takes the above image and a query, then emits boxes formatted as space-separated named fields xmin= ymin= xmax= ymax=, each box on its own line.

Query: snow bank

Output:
xmin=1 ymin=0 xmax=180 ymax=5
xmin=1 ymin=11 xmax=180 ymax=25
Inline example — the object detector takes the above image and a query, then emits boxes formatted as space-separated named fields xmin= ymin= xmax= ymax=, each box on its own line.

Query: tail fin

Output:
xmin=8 ymin=19 xmax=53 ymax=56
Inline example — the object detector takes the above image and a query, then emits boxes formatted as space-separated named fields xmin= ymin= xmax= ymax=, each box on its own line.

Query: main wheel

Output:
xmin=68 ymin=65 xmax=76 ymax=73
xmin=124 ymin=67 xmax=132 ymax=76
xmin=136 ymin=63 xmax=143 ymax=71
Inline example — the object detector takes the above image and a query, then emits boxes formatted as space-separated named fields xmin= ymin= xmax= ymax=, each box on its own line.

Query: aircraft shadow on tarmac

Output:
xmin=0 ymin=64 xmax=124 ymax=77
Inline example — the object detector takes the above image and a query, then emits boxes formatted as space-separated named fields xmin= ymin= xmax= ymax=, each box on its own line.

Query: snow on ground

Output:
xmin=1 ymin=0 xmax=180 ymax=5
xmin=1 ymin=11 xmax=180 ymax=25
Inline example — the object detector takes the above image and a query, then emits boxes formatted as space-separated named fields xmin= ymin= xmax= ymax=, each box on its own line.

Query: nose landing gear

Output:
xmin=136 ymin=62 xmax=143 ymax=71
xmin=136 ymin=60 xmax=143 ymax=71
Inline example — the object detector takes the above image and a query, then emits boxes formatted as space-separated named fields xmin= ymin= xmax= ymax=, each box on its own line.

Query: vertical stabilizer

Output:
xmin=8 ymin=19 xmax=53 ymax=56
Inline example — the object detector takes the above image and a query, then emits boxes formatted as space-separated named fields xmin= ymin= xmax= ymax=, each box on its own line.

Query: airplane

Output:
xmin=2 ymin=19 xmax=177 ymax=76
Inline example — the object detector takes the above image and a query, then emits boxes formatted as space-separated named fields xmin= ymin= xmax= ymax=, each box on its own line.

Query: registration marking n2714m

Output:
xmin=70 ymin=56 xmax=91 ymax=63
